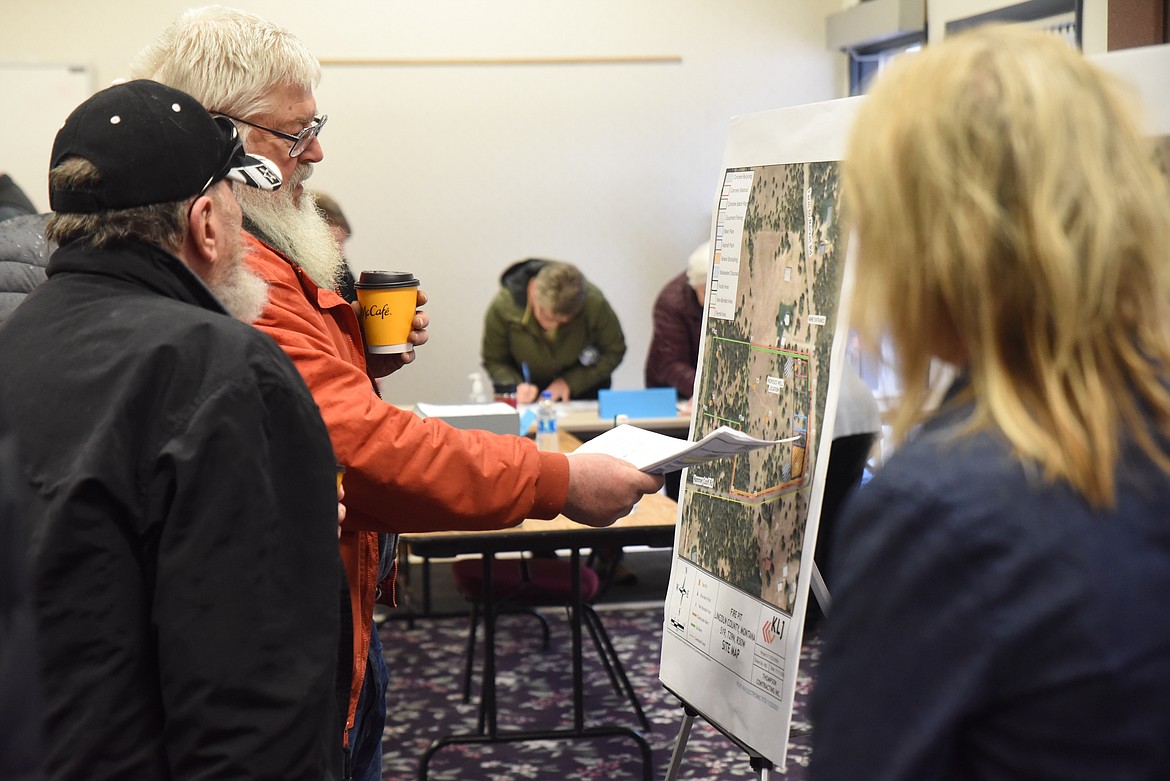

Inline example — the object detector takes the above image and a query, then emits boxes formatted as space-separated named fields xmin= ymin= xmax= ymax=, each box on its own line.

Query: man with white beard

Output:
xmin=0 ymin=79 xmax=345 ymax=780
xmin=134 ymin=7 xmax=664 ymax=779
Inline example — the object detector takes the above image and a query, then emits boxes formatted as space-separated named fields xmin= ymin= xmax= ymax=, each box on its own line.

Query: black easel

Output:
xmin=663 ymin=563 xmax=830 ymax=780
xmin=662 ymin=699 xmax=780 ymax=781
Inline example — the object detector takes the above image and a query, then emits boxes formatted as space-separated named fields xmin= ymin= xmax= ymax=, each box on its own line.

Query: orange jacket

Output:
xmin=244 ymin=233 xmax=571 ymax=737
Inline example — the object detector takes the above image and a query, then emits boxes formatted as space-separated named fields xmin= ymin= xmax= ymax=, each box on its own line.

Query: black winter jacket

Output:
xmin=0 ymin=213 xmax=52 ymax=323
xmin=0 ymin=239 xmax=344 ymax=780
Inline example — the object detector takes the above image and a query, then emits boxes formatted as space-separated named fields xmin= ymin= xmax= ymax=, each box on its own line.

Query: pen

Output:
xmin=521 ymin=362 xmax=531 ymax=384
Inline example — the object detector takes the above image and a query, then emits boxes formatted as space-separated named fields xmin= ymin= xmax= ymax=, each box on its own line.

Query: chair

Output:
xmin=451 ymin=554 xmax=650 ymax=732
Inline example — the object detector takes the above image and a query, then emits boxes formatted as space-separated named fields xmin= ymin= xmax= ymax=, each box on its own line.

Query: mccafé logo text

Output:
xmin=363 ymin=303 xmax=395 ymax=320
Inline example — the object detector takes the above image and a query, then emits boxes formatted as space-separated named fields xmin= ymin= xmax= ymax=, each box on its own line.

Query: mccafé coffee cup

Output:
xmin=355 ymin=270 xmax=420 ymax=354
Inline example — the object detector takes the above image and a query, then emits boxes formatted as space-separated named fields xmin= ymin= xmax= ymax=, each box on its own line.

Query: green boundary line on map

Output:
xmin=709 ymin=335 xmax=809 ymax=361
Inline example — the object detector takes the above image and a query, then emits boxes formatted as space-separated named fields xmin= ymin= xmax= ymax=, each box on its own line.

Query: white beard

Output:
xmin=235 ymin=166 xmax=344 ymax=291
xmin=209 ymin=246 xmax=270 ymax=324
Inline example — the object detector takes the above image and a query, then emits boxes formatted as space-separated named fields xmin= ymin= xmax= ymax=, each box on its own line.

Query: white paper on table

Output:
xmin=572 ymin=424 xmax=797 ymax=474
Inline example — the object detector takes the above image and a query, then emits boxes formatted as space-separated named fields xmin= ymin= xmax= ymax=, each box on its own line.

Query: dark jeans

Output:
xmin=348 ymin=624 xmax=388 ymax=781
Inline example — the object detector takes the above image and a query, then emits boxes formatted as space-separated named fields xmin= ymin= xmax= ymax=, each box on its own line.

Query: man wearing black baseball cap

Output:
xmin=0 ymin=79 xmax=345 ymax=780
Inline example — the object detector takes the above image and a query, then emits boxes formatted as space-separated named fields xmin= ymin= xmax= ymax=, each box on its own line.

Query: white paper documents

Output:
xmin=572 ymin=424 xmax=796 ymax=474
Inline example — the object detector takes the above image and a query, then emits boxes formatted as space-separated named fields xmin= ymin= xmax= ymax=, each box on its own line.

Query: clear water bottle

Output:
xmin=536 ymin=390 xmax=558 ymax=451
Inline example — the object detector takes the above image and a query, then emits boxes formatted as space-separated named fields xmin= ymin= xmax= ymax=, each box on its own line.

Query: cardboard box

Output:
xmin=415 ymin=401 xmax=521 ymax=436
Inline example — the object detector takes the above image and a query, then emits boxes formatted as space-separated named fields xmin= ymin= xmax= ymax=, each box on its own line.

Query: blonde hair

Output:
xmin=533 ymin=261 xmax=586 ymax=318
xmin=131 ymin=5 xmax=320 ymax=120
xmin=846 ymin=25 xmax=1170 ymax=507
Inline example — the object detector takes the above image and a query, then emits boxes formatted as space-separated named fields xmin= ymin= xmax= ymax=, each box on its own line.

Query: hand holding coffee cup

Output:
xmin=355 ymin=271 xmax=421 ymax=354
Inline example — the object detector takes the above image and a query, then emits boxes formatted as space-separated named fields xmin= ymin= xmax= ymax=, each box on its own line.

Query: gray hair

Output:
xmin=686 ymin=241 xmax=711 ymax=288
xmin=46 ymin=158 xmax=186 ymax=251
xmin=533 ymin=261 xmax=586 ymax=319
xmin=131 ymin=5 xmax=321 ymax=120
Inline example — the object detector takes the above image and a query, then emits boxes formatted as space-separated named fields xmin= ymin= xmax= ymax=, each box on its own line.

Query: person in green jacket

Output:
xmin=482 ymin=259 xmax=626 ymax=404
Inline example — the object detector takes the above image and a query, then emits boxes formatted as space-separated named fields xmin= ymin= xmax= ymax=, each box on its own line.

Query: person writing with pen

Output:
xmin=482 ymin=258 xmax=626 ymax=403
xmin=482 ymin=257 xmax=636 ymax=585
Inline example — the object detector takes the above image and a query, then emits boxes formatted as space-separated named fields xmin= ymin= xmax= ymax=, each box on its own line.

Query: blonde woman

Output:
xmin=810 ymin=26 xmax=1170 ymax=780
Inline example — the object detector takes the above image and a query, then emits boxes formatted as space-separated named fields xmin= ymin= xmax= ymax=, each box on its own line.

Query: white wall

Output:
xmin=2 ymin=1 xmax=845 ymax=403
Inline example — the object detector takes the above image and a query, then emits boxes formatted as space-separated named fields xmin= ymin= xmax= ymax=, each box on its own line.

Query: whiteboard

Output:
xmin=0 ymin=63 xmax=94 ymax=213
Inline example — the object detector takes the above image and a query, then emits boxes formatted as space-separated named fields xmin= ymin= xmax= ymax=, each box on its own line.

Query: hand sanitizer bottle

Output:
xmin=468 ymin=372 xmax=490 ymax=403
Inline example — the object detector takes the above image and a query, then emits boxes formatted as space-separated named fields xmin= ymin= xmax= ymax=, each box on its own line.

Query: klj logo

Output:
xmin=761 ymin=615 xmax=785 ymax=644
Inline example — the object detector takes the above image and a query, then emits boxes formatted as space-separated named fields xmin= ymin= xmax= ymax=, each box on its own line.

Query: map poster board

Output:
xmin=659 ymin=95 xmax=861 ymax=769
xmin=659 ymin=43 xmax=1170 ymax=770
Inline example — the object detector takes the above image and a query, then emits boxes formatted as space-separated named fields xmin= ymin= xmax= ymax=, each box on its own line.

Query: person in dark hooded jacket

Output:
xmin=0 ymin=213 xmax=51 ymax=323
xmin=482 ymin=258 xmax=626 ymax=403
xmin=0 ymin=173 xmax=36 ymax=223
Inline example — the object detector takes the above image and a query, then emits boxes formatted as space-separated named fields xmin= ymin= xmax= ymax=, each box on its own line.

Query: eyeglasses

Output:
xmin=218 ymin=113 xmax=327 ymax=157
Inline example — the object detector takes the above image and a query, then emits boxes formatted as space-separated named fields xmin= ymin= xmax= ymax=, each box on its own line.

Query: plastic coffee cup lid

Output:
xmin=356 ymin=270 xmax=419 ymax=288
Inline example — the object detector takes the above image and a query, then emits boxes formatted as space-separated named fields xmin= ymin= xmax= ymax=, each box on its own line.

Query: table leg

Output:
xmin=481 ymin=552 xmax=497 ymax=737
xmin=417 ymin=544 xmax=654 ymax=780
xmin=422 ymin=556 xmax=432 ymax=616
xmin=570 ymin=547 xmax=584 ymax=730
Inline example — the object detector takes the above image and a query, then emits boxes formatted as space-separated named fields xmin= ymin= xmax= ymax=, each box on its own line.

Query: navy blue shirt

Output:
xmin=810 ymin=394 xmax=1170 ymax=780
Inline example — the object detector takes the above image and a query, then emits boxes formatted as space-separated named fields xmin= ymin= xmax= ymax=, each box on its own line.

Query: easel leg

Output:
xmin=750 ymin=755 xmax=775 ymax=780
xmin=810 ymin=561 xmax=831 ymax=616
xmin=663 ymin=704 xmax=698 ymax=781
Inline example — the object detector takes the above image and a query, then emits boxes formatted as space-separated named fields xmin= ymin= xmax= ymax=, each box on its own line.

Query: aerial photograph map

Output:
xmin=678 ymin=160 xmax=846 ymax=614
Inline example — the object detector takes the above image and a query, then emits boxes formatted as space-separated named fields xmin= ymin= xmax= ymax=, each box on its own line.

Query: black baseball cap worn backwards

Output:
xmin=50 ymin=79 xmax=282 ymax=214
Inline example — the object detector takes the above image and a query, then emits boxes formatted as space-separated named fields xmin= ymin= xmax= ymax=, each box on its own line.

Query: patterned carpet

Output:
xmin=378 ymin=604 xmax=819 ymax=780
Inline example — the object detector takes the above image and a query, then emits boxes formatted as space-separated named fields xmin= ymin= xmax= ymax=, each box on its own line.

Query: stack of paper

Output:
xmin=572 ymin=424 xmax=796 ymax=474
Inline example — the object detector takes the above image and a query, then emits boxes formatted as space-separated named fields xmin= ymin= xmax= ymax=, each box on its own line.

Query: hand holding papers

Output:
xmin=572 ymin=424 xmax=796 ymax=474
